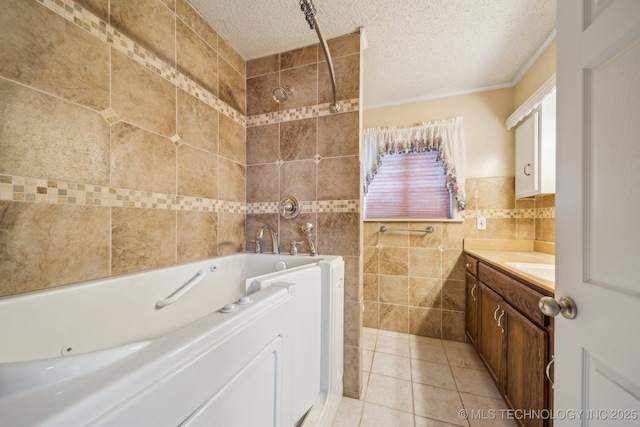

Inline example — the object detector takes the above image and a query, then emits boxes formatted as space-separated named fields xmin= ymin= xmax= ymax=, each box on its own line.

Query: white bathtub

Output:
xmin=0 ymin=253 xmax=344 ymax=427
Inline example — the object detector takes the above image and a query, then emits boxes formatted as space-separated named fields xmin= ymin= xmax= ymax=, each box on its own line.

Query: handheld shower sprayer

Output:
xmin=301 ymin=222 xmax=318 ymax=257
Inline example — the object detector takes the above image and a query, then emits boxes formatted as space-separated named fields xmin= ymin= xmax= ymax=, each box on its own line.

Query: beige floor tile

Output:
xmin=410 ymin=339 xmax=449 ymax=365
xmin=377 ymin=329 xmax=410 ymax=340
xmin=415 ymin=416 xmax=469 ymax=427
xmin=375 ymin=334 xmax=411 ymax=357
xmin=451 ymin=366 xmax=502 ymax=399
xmin=360 ymin=371 xmax=370 ymax=401
xmin=412 ymin=383 xmax=467 ymax=426
xmin=458 ymin=392 xmax=517 ymax=427
xmin=332 ymin=397 xmax=364 ymax=427
xmin=365 ymin=373 xmax=414 ymax=413
xmin=411 ymin=359 xmax=457 ymax=390
xmin=371 ymin=352 xmax=412 ymax=381
xmin=442 ymin=341 xmax=485 ymax=370
xmin=410 ymin=334 xmax=445 ymax=346
xmin=363 ymin=329 xmax=378 ymax=350
xmin=363 ymin=349 xmax=374 ymax=372
xmin=359 ymin=402 xmax=414 ymax=427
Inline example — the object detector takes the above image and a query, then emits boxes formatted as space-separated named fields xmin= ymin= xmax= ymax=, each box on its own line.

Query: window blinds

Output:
xmin=364 ymin=151 xmax=451 ymax=219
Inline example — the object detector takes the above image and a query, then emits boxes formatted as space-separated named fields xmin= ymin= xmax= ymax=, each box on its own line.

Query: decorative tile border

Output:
xmin=1 ymin=174 xmax=360 ymax=214
xmin=246 ymin=99 xmax=360 ymax=127
xmin=461 ymin=208 xmax=555 ymax=219
xmin=37 ymin=0 xmax=246 ymax=127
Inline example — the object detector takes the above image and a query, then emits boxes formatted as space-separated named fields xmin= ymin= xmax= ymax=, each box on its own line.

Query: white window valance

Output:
xmin=362 ymin=116 xmax=467 ymax=210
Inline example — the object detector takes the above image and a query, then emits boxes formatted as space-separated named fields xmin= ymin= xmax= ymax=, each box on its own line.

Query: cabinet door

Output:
xmin=465 ymin=273 xmax=478 ymax=348
xmin=503 ymin=303 xmax=549 ymax=427
xmin=478 ymin=283 xmax=505 ymax=390
xmin=515 ymin=110 xmax=539 ymax=197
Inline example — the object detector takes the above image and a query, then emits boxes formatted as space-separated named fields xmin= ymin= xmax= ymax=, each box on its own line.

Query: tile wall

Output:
xmin=363 ymin=176 xmax=555 ymax=340
xmin=0 ymin=0 xmax=246 ymax=295
xmin=245 ymin=33 xmax=364 ymax=398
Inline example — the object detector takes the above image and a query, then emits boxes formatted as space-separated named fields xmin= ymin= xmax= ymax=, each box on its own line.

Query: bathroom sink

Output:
xmin=504 ymin=262 xmax=555 ymax=282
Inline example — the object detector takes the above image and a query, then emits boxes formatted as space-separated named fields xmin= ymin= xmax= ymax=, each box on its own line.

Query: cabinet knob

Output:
xmin=539 ymin=296 xmax=578 ymax=319
xmin=523 ymin=163 xmax=532 ymax=176
xmin=466 ymin=263 xmax=472 ymax=268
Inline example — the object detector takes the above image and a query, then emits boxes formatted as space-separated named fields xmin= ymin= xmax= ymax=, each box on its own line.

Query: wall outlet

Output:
xmin=477 ymin=217 xmax=487 ymax=230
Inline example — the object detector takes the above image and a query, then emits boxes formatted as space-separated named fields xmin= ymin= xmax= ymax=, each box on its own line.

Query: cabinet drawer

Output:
xmin=465 ymin=255 xmax=478 ymax=277
xmin=479 ymin=263 xmax=546 ymax=327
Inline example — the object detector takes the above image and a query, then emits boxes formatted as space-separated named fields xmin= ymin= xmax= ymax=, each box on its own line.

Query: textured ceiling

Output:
xmin=187 ymin=0 xmax=556 ymax=109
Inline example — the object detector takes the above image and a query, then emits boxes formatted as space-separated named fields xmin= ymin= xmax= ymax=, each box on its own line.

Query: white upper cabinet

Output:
xmin=506 ymin=77 xmax=556 ymax=199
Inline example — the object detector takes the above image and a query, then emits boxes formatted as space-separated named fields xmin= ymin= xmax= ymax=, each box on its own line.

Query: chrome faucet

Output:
xmin=256 ymin=225 xmax=280 ymax=254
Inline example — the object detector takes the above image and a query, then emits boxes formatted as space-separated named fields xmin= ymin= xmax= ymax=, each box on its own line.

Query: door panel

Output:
xmin=556 ymin=0 xmax=640 ymax=424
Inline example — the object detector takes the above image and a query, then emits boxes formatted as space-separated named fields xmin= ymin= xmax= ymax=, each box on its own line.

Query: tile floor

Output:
xmin=332 ymin=328 xmax=518 ymax=427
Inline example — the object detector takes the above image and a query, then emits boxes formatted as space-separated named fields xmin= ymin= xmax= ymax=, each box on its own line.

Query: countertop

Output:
xmin=463 ymin=239 xmax=555 ymax=294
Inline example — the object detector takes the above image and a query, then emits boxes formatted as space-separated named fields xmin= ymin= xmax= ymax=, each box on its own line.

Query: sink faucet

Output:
xmin=256 ymin=225 xmax=280 ymax=254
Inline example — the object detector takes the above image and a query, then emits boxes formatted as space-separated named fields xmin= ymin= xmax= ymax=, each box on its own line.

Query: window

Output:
xmin=362 ymin=117 xmax=467 ymax=221
xmin=364 ymin=151 xmax=452 ymax=219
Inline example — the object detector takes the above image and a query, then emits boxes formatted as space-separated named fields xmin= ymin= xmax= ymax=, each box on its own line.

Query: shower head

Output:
xmin=272 ymin=85 xmax=294 ymax=104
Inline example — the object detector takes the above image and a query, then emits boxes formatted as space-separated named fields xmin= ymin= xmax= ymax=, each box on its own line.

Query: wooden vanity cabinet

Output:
xmin=478 ymin=282 xmax=505 ymax=390
xmin=465 ymin=273 xmax=479 ymax=346
xmin=465 ymin=254 xmax=553 ymax=427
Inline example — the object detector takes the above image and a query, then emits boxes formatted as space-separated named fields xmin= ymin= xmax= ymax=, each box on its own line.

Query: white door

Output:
xmin=555 ymin=0 xmax=640 ymax=425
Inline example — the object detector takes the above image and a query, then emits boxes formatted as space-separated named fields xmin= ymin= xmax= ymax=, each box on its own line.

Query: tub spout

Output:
xmin=256 ymin=225 xmax=280 ymax=254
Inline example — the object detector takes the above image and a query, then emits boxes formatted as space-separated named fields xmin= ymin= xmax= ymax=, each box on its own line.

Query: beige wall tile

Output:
xmin=343 ymin=256 xmax=361 ymax=301
xmin=110 ymin=122 xmax=176 ymax=194
xmin=380 ymin=223 xmax=410 ymax=248
xmin=363 ymin=222 xmax=380 ymax=247
xmin=176 ymin=19 xmax=218 ymax=96
xmin=475 ymin=177 xmax=515 ymax=210
xmin=343 ymin=345 xmax=363 ymax=397
xmin=363 ymin=246 xmax=379 ymax=274
xmin=247 ymin=54 xmax=279 ymax=78
xmin=344 ymin=300 xmax=362 ymax=347
xmin=111 ymin=207 xmax=177 ymax=275
xmin=380 ymin=247 xmax=409 ymax=276
xmin=247 ymin=72 xmax=280 ymax=116
xmin=217 ymin=212 xmax=245 ymax=255
xmin=280 ymin=64 xmax=318 ymax=109
xmin=317 ymin=213 xmax=359 ymax=256
xmin=219 ymin=115 xmax=245 ymax=164
xmin=327 ymin=33 xmax=361 ymax=59
xmin=318 ymin=112 xmax=360 ymax=158
xmin=481 ymin=218 xmax=517 ymax=240
xmin=442 ymin=249 xmax=465 ymax=281
xmin=246 ymin=164 xmax=279 ymax=203
xmin=409 ymin=223 xmax=443 ymax=248
xmin=364 ymin=302 xmax=380 ymax=328
xmin=442 ymin=220 xmax=476 ymax=250
xmin=409 ymin=277 xmax=442 ymax=309
xmin=111 ymin=0 xmax=176 ymax=65
xmin=409 ymin=248 xmax=442 ymax=279
xmin=176 ymin=0 xmax=217 ymax=50
xmin=541 ymin=218 xmax=555 ymax=242
xmin=0 ymin=0 xmax=109 ymax=110
xmin=276 ymin=212 xmax=315 ymax=255
xmin=409 ymin=307 xmax=442 ymax=338
xmin=380 ymin=275 xmax=409 ymax=305
xmin=177 ymin=145 xmax=218 ymax=199
xmin=442 ymin=311 xmax=466 ymax=342
xmin=516 ymin=218 xmax=535 ymax=240
xmin=363 ymin=273 xmax=379 ymax=302
xmin=76 ymin=0 xmax=109 ymax=22
xmin=0 ymin=202 xmax=110 ymax=296
xmin=379 ymin=303 xmax=408 ymax=333
xmin=280 ymin=118 xmax=317 ymax=161
xmin=442 ymin=279 xmax=465 ymax=311
xmin=280 ymin=160 xmax=316 ymax=201
xmin=177 ymin=210 xmax=218 ymax=262
xmin=0 ymin=80 xmax=110 ymax=185
xmin=218 ymin=36 xmax=245 ymax=77
xmin=247 ymin=124 xmax=279 ymax=165
xmin=111 ymin=50 xmax=176 ymax=137
xmin=218 ymin=158 xmax=245 ymax=202
xmin=219 ymin=58 xmax=246 ymax=115
xmin=319 ymin=54 xmax=359 ymax=104
xmin=177 ymin=89 xmax=219 ymax=154
xmin=317 ymin=156 xmax=360 ymax=200
xmin=280 ymin=44 xmax=318 ymax=70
